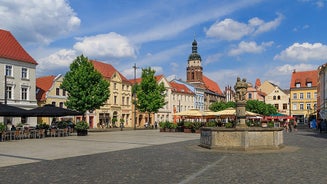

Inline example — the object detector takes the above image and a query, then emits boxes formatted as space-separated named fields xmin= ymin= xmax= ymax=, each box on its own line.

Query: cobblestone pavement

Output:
xmin=1 ymin=126 xmax=327 ymax=184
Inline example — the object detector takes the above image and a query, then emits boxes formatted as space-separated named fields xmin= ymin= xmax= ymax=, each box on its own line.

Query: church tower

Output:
xmin=186 ymin=39 xmax=204 ymax=88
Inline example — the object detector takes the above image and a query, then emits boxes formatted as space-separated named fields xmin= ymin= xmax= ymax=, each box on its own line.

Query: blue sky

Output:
xmin=1 ymin=0 xmax=327 ymax=90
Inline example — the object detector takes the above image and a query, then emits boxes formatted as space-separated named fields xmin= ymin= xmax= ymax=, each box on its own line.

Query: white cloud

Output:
xmin=206 ymin=13 xmax=283 ymax=40
xmin=0 ymin=0 xmax=80 ymax=45
xmin=228 ymin=41 xmax=273 ymax=56
xmin=206 ymin=19 xmax=253 ymax=40
xmin=73 ymin=32 xmax=136 ymax=59
xmin=275 ymin=64 xmax=317 ymax=74
xmin=252 ymin=13 xmax=283 ymax=35
xmin=274 ymin=42 xmax=327 ymax=61
xmin=204 ymin=53 xmax=223 ymax=65
xmin=37 ymin=49 xmax=77 ymax=75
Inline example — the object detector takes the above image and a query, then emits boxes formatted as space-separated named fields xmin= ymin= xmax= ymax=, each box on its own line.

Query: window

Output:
xmin=299 ymin=93 xmax=303 ymax=99
xmin=248 ymin=93 xmax=252 ymax=99
xmin=52 ymin=102 xmax=56 ymax=106
xmin=6 ymin=86 xmax=12 ymax=99
xmin=300 ymin=103 xmax=304 ymax=110
xmin=114 ymin=96 xmax=117 ymax=104
xmin=21 ymin=68 xmax=28 ymax=79
xmin=306 ymin=103 xmax=311 ymax=110
xmin=307 ymin=92 xmax=311 ymax=99
xmin=293 ymin=93 xmax=297 ymax=99
xmin=277 ymin=95 xmax=281 ymax=100
xmin=295 ymin=83 xmax=300 ymax=88
xmin=307 ymin=82 xmax=312 ymax=87
xmin=62 ymin=89 xmax=66 ymax=96
xmin=273 ymin=96 xmax=276 ymax=100
xmin=314 ymin=92 xmax=317 ymax=99
xmin=21 ymin=87 xmax=28 ymax=100
xmin=122 ymin=97 xmax=125 ymax=105
xmin=292 ymin=103 xmax=297 ymax=110
xmin=114 ymin=83 xmax=117 ymax=90
xmin=122 ymin=85 xmax=125 ymax=90
xmin=59 ymin=102 xmax=64 ymax=108
xmin=274 ymin=104 xmax=279 ymax=109
xmin=56 ymin=88 xmax=60 ymax=96
xmin=283 ymin=103 xmax=287 ymax=110
xmin=5 ymin=65 xmax=12 ymax=76
xmin=127 ymin=97 xmax=129 ymax=105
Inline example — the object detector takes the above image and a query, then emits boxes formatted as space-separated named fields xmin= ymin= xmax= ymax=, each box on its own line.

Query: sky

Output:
xmin=1 ymin=0 xmax=327 ymax=90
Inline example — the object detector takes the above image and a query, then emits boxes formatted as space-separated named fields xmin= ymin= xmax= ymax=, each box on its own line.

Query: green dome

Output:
xmin=188 ymin=39 xmax=201 ymax=60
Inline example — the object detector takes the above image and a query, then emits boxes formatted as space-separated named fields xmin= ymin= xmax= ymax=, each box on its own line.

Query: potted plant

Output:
xmin=225 ymin=122 xmax=234 ymax=128
xmin=112 ymin=117 xmax=118 ymax=128
xmin=159 ymin=122 xmax=165 ymax=132
xmin=75 ymin=121 xmax=89 ymax=136
xmin=193 ymin=122 xmax=202 ymax=133
xmin=169 ymin=123 xmax=178 ymax=132
xmin=183 ymin=122 xmax=193 ymax=133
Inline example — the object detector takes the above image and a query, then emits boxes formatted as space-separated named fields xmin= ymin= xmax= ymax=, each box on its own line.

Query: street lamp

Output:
xmin=133 ymin=63 xmax=139 ymax=130
xmin=4 ymin=74 xmax=7 ymax=104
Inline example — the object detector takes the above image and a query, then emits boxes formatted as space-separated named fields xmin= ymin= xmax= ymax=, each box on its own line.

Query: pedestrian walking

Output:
xmin=284 ymin=121 xmax=289 ymax=132
xmin=293 ymin=120 xmax=298 ymax=131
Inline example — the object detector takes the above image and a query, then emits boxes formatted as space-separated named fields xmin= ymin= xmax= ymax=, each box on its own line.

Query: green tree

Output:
xmin=246 ymin=100 xmax=277 ymax=116
xmin=209 ymin=101 xmax=235 ymax=111
xmin=60 ymin=55 xmax=110 ymax=117
xmin=135 ymin=67 xmax=166 ymax=123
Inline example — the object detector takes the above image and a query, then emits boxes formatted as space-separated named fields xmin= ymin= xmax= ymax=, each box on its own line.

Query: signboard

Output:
xmin=200 ymin=130 xmax=212 ymax=147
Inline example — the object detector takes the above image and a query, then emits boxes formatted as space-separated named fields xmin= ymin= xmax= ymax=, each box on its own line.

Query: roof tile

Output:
xmin=290 ymin=70 xmax=318 ymax=88
xmin=0 ymin=29 xmax=37 ymax=64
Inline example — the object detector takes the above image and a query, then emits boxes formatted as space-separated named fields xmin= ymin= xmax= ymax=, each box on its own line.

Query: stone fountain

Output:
xmin=200 ymin=77 xmax=284 ymax=151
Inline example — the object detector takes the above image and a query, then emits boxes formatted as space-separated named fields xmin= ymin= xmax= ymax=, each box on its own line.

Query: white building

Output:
xmin=0 ymin=29 xmax=38 ymax=126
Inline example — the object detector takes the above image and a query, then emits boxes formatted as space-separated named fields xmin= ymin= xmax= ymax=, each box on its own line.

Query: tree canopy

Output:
xmin=246 ymin=100 xmax=277 ymax=116
xmin=135 ymin=67 xmax=166 ymax=121
xmin=209 ymin=100 xmax=277 ymax=116
xmin=209 ymin=101 xmax=235 ymax=112
xmin=60 ymin=55 xmax=110 ymax=115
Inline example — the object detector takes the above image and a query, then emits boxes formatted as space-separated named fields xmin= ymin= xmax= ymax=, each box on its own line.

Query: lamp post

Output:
xmin=4 ymin=74 xmax=7 ymax=104
xmin=133 ymin=63 xmax=139 ymax=130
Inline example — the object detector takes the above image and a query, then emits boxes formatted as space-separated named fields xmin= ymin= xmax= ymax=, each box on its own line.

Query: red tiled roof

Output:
xmin=0 ymin=29 xmax=37 ymax=64
xmin=129 ymin=75 xmax=164 ymax=85
xmin=290 ymin=70 xmax=318 ymax=88
xmin=90 ymin=60 xmax=130 ymax=83
xmin=36 ymin=75 xmax=56 ymax=101
xmin=203 ymin=75 xmax=223 ymax=95
xmin=170 ymin=81 xmax=194 ymax=95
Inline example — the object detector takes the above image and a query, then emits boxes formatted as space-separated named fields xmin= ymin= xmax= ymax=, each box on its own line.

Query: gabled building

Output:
xmin=0 ymin=29 xmax=38 ymax=126
xmin=173 ymin=79 xmax=204 ymax=111
xmin=154 ymin=75 xmax=172 ymax=123
xmin=36 ymin=74 xmax=68 ymax=124
xmin=317 ymin=63 xmax=327 ymax=120
xmin=257 ymin=80 xmax=290 ymax=115
xmin=186 ymin=39 xmax=225 ymax=110
xmin=91 ymin=60 xmax=132 ymax=128
xmin=290 ymin=70 xmax=318 ymax=123
xmin=170 ymin=80 xmax=195 ymax=121
xmin=246 ymin=82 xmax=266 ymax=101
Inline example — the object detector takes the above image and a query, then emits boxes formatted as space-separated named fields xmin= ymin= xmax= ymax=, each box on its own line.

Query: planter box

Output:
xmin=77 ymin=129 xmax=88 ymax=136
xmin=184 ymin=128 xmax=192 ymax=133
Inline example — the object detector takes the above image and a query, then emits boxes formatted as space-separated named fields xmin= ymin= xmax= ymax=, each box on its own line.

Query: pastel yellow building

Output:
xmin=36 ymin=74 xmax=69 ymax=124
xmin=91 ymin=60 xmax=132 ymax=128
xmin=290 ymin=70 xmax=318 ymax=123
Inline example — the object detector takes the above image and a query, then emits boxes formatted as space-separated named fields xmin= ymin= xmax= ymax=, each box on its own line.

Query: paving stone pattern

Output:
xmin=1 ymin=126 xmax=327 ymax=184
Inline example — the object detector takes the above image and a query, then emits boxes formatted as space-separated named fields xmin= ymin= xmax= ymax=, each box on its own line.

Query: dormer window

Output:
xmin=306 ymin=82 xmax=312 ymax=87
xmin=295 ymin=83 xmax=300 ymax=88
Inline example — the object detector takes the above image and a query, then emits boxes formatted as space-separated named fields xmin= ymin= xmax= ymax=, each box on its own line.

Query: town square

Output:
xmin=1 ymin=1 xmax=327 ymax=183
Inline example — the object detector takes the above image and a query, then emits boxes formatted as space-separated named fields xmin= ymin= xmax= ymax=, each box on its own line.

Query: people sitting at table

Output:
xmin=11 ymin=125 xmax=16 ymax=131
